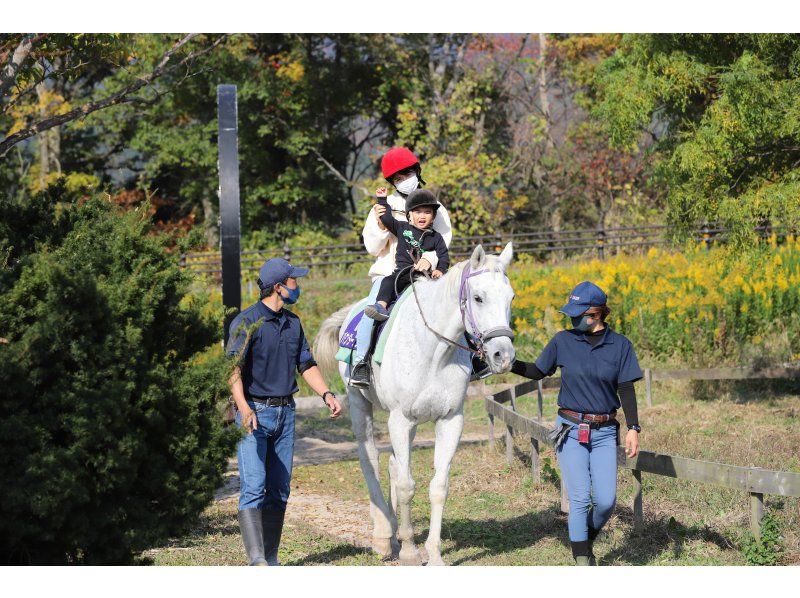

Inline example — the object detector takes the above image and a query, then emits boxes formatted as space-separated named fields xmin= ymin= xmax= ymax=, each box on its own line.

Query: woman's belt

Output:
xmin=558 ymin=408 xmax=617 ymax=427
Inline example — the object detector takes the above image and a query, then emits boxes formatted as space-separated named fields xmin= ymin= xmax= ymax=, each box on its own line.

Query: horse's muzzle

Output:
xmin=484 ymin=336 xmax=515 ymax=373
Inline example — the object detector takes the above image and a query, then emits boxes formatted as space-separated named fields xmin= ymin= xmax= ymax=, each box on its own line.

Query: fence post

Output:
xmin=632 ymin=469 xmax=644 ymax=534
xmin=750 ymin=492 xmax=764 ymax=541
xmin=596 ymin=228 xmax=606 ymax=260
xmin=537 ymin=380 xmax=544 ymax=421
xmin=702 ymin=224 xmax=711 ymax=251
xmin=487 ymin=410 xmax=495 ymax=447
xmin=506 ymin=388 xmax=516 ymax=465
xmin=283 ymin=241 xmax=292 ymax=262
xmin=645 ymin=368 xmax=653 ymax=407
xmin=560 ymin=476 xmax=569 ymax=513
xmin=179 ymin=252 xmax=187 ymax=269
xmin=529 ymin=438 xmax=540 ymax=484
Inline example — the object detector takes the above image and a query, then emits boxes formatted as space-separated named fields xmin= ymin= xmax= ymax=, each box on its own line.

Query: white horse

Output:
xmin=314 ymin=243 xmax=515 ymax=565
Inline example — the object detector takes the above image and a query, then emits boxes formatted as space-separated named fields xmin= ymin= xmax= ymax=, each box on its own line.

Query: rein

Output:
xmin=405 ymin=260 xmax=514 ymax=359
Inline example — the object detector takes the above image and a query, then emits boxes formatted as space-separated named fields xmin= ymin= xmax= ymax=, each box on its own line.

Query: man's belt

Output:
xmin=246 ymin=395 xmax=293 ymax=406
xmin=558 ymin=408 xmax=617 ymax=427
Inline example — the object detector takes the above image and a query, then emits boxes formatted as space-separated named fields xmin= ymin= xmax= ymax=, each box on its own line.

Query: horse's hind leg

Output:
xmin=348 ymin=387 xmax=396 ymax=558
xmin=387 ymin=409 xmax=421 ymax=565
xmin=425 ymin=409 xmax=464 ymax=566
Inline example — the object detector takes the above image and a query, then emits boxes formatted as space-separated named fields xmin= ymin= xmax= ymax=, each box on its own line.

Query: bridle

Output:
xmin=407 ymin=260 xmax=514 ymax=359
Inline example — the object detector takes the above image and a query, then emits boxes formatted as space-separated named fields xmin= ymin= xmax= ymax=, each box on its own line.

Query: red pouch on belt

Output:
xmin=577 ymin=423 xmax=591 ymax=444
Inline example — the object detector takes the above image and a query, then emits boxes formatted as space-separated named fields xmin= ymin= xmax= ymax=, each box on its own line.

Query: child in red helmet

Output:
xmin=350 ymin=147 xmax=453 ymax=387
xmin=364 ymin=187 xmax=450 ymax=322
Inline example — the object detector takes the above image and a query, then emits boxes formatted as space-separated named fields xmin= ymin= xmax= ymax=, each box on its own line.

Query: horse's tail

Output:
xmin=313 ymin=303 xmax=355 ymax=379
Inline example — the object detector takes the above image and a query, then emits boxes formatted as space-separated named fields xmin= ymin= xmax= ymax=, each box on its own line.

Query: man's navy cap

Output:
xmin=258 ymin=258 xmax=309 ymax=289
xmin=559 ymin=281 xmax=608 ymax=317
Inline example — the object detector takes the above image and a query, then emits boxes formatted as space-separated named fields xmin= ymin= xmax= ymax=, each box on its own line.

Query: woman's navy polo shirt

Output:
xmin=225 ymin=301 xmax=315 ymax=397
xmin=535 ymin=328 xmax=643 ymax=415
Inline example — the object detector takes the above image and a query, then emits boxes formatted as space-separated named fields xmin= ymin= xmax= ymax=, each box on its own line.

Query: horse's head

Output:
xmin=460 ymin=242 xmax=516 ymax=373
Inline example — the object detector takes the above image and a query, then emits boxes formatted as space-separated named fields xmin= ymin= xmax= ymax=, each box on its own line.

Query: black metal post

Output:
xmin=218 ymin=84 xmax=241 ymax=348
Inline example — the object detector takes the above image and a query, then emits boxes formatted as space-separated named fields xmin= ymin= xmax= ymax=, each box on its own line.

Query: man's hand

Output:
xmin=431 ymin=269 xmax=443 ymax=279
xmin=240 ymin=407 xmax=257 ymax=433
xmin=324 ymin=393 xmax=343 ymax=419
xmin=414 ymin=257 xmax=432 ymax=272
xmin=625 ymin=429 xmax=639 ymax=458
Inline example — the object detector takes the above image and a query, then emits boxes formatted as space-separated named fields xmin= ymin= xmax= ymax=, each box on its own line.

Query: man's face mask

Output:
xmin=571 ymin=314 xmax=594 ymax=332
xmin=279 ymin=283 xmax=301 ymax=305
xmin=395 ymin=174 xmax=419 ymax=195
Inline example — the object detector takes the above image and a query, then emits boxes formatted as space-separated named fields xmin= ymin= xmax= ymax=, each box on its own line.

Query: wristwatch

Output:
xmin=627 ymin=424 xmax=642 ymax=432
xmin=321 ymin=391 xmax=336 ymax=404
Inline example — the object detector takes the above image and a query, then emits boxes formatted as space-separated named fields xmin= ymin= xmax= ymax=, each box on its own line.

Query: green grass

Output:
xmin=139 ymin=500 xmax=385 ymax=566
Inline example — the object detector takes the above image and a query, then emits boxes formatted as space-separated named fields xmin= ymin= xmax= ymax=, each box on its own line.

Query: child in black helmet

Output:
xmin=364 ymin=187 xmax=450 ymax=322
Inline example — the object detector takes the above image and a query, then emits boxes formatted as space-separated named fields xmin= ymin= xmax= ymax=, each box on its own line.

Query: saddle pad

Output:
xmin=334 ymin=287 xmax=413 ymax=366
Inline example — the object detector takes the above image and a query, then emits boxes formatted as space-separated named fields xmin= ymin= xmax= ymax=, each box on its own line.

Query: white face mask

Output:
xmin=395 ymin=174 xmax=419 ymax=195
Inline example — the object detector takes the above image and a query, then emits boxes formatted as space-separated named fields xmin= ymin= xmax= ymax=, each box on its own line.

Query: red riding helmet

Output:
xmin=381 ymin=147 xmax=420 ymax=181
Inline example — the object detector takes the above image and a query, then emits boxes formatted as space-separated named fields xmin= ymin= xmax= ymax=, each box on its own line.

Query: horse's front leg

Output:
xmin=348 ymin=388 xmax=396 ymax=558
xmin=425 ymin=409 xmax=464 ymax=566
xmin=387 ymin=409 xmax=420 ymax=565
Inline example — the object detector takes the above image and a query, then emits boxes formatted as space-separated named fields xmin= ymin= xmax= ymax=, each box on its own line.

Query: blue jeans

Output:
xmin=555 ymin=414 xmax=619 ymax=541
xmin=353 ymin=277 xmax=384 ymax=364
xmin=236 ymin=399 xmax=296 ymax=511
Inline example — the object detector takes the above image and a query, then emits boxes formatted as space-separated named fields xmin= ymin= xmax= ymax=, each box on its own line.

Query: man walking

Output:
xmin=226 ymin=258 xmax=342 ymax=566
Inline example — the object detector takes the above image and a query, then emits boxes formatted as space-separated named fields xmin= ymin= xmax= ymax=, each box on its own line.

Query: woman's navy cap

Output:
xmin=258 ymin=258 xmax=309 ymax=289
xmin=559 ymin=281 xmax=608 ymax=317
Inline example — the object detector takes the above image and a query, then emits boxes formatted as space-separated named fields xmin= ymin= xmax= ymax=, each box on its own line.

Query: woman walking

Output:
xmin=510 ymin=281 xmax=643 ymax=565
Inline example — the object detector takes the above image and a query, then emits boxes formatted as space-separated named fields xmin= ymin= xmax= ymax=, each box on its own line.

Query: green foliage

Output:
xmin=741 ymin=511 xmax=784 ymax=565
xmin=594 ymin=34 xmax=800 ymax=243
xmin=0 ymin=185 xmax=238 ymax=563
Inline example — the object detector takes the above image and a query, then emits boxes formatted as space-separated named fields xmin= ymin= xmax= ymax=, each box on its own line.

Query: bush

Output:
xmin=0 ymin=183 xmax=238 ymax=564
xmin=741 ymin=511 xmax=784 ymax=565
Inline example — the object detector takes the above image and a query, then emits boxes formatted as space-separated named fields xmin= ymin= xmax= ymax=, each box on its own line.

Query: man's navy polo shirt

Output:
xmin=225 ymin=301 xmax=315 ymax=397
xmin=535 ymin=327 xmax=643 ymax=415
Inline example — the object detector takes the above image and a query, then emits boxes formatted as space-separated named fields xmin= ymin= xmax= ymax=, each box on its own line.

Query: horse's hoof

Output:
xmin=372 ymin=537 xmax=393 ymax=559
xmin=423 ymin=543 xmax=446 ymax=566
xmin=399 ymin=544 xmax=422 ymax=566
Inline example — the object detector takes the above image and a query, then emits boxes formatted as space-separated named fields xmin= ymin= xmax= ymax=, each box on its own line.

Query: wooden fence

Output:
xmin=485 ymin=380 xmax=800 ymax=540
xmin=523 ymin=365 xmax=800 ymax=408
xmin=179 ymin=224 xmax=792 ymax=276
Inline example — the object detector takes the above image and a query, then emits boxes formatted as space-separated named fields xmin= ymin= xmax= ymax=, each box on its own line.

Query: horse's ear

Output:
xmin=498 ymin=242 xmax=513 ymax=270
xmin=470 ymin=245 xmax=486 ymax=269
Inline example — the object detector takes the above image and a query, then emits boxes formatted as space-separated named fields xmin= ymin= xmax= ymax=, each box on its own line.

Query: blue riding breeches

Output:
xmin=555 ymin=414 xmax=619 ymax=541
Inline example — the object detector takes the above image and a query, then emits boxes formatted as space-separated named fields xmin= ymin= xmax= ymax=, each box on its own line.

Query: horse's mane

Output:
xmin=442 ymin=254 xmax=507 ymax=299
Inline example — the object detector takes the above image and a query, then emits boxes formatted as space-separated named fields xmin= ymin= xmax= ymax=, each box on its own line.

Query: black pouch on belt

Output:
xmin=549 ymin=422 xmax=571 ymax=449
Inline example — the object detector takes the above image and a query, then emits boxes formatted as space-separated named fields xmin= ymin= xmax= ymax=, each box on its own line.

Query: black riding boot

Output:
xmin=349 ymin=319 xmax=380 ymax=389
xmin=587 ymin=526 xmax=600 ymax=566
xmin=349 ymin=359 xmax=371 ymax=388
xmin=571 ymin=540 xmax=591 ymax=566
xmin=262 ymin=508 xmax=286 ymax=566
xmin=238 ymin=509 xmax=268 ymax=566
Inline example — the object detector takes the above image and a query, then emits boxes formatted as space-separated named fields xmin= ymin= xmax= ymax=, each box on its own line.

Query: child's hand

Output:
xmin=376 ymin=187 xmax=388 ymax=198
xmin=373 ymin=203 xmax=387 ymax=230
xmin=414 ymin=258 xmax=432 ymax=272
xmin=431 ymin=269 xmax=443 ymax=279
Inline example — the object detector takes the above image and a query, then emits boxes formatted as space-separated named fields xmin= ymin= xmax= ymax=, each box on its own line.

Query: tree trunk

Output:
xmin=537 ymin=33 xmax=554 ymax=152
xmin=201 ymin=195 xmax=219 ymax=248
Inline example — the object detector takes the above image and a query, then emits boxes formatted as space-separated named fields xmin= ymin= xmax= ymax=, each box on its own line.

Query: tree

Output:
xmin=592 ymin=34 xmax=800 ymax=242
xmin=0 ymin=183 xmax=238 ymax=563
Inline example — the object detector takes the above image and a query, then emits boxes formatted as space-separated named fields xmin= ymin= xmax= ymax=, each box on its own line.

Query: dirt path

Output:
xmin=214 ymin=433 xmax=489 ymax=554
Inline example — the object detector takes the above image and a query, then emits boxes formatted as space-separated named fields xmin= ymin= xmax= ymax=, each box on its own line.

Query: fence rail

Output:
xmin=485 ymin=382 xmax=800 ymax=539
xmin=179 ymin=224 xmax=793 ymax=276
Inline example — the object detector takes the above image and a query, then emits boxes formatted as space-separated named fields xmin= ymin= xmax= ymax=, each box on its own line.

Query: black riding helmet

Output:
xmin=405 ymin=189 xmax=440 ymax=217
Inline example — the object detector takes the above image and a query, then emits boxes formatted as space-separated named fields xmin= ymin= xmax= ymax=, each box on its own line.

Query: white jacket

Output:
xmin=361 ymin=191 xmax=453 ymax=282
